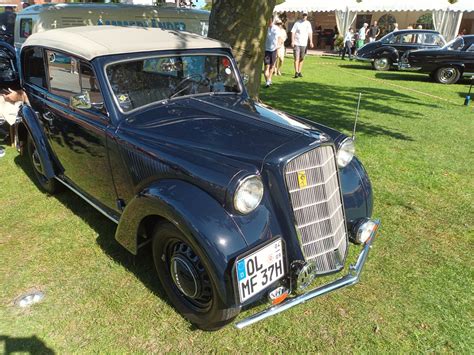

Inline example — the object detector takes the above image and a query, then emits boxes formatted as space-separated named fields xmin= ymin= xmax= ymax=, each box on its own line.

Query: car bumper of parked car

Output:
xmin=234 ymin=219 xmax=381 ymax=329
xmin=398 ymin=62 xmax=421 ymax=71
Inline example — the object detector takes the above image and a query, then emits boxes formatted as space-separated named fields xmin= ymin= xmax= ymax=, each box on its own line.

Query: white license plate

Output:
xmin=236 ymin=239 xmax=285 ymax=303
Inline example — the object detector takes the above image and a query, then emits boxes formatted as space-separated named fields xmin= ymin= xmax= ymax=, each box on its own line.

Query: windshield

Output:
xmin=106 ymin=54 xmax=242 ymax=113
xmin=443 ymin=37 xmax=464 ymax=50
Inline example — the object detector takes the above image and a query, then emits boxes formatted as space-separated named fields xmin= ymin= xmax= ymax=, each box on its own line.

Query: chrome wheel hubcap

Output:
xmin=31 ymin=149 xmax=44 ymax=176
xmin=440 ymin=68 xmax=456 ymax=83
xmin=374 ymin=58 xmax=389 ymax=70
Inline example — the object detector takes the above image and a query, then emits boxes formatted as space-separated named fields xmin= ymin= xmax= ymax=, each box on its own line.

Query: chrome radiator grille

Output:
xmin=284 ymin=145 xmax=348 ymax=273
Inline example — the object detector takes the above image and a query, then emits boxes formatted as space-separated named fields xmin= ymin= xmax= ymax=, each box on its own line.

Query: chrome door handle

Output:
xmin=43 ymin=111 xmax=54 ymax=124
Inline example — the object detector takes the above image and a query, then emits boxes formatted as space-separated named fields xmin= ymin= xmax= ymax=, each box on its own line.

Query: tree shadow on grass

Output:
xmin=374 ymin=72 xmax=433 ymax=83
xmin=0 ymin=335 xmax=55 ymax=354
xmin=261 ymin=80 xmax=433 ymax=141
xmin=14 ymin=154 xmax=177 ymax=325
xmin=339 ymin=64 xmax=374 ymax=71
xmin=376 ymin=72 xmax=473 ymax=86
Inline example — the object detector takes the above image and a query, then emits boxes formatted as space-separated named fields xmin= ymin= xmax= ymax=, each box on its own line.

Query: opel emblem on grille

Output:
xmin=297 ymin=170 xmax=307 ymax=189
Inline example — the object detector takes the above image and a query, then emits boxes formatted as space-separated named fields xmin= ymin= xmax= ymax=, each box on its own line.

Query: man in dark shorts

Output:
xmin=368 ymin=21 xmax=380 ymax=42
xmin=291 ymin=13 xmax=313 ymax=78
xmin=264 ymin=17 xmax=279 ymax=88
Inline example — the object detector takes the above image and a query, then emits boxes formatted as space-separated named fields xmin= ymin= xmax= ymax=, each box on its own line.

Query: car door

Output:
xmin=463 ymin=42 xmax=474 ymax=73
xmin=41 ymin=49 xmax=119 ymax=214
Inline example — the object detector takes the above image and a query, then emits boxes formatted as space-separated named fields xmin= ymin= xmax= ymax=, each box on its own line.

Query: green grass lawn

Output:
xmin=1 ymin=56 xmax=473 ymax=352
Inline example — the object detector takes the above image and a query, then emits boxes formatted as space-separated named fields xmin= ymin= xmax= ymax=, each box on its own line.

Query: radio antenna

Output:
xmin=352 ymin=93 xmax=362 ymax=141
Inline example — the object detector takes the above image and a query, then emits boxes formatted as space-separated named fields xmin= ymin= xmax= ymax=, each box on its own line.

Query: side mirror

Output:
xmin=70 ymin=91 xmax=91 ymax=110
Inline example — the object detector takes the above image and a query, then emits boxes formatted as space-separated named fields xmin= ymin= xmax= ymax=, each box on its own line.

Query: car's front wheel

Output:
xmin=152 ymin=223 xmax=239 ymax=330
xmin=434 ymin=66 xmax=461 ymax=84
xmin=27 ymin=134 xmax=58 ymax=194
xmin=373 ymin=57 xmax=391 ymax=71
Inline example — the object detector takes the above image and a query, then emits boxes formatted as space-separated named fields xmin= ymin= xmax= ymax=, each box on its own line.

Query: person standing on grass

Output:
xmin=342 ymin=28 xmax=354 ymax=60
xmin=291 ymin=12 xmax=314 ymax=78
xmin=264 ymin=17 xmax=280 ymax=88
xmin=357 ymin=23 xmax=368 ymax=50
xmin=392 ymin=22 xmax=399 ymax=32
xmin=368 ymin=21 xmax=380 ymax=42
xmin=274 ymin=20 xmax=287 ymax=76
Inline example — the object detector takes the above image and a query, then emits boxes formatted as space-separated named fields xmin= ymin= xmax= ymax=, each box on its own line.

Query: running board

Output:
xmin=54 ymin=177 xmax=120 ymax=224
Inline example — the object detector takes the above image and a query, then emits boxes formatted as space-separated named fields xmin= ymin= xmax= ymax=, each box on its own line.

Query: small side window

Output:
xmin=79 ymin=61 xmax=105 ymax=109
xmin=466 ymin=44 xmax=474 ymax=52
xmin=20 ymin=19 xmax=32 ymax=39
xmin=23 ymin=47 xmax=47 ymax=88
xmin=46 ymin=50 xmax=81 ymax=98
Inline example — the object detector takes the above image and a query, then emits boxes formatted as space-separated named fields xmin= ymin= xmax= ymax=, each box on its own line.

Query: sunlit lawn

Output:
xmin=0 ymin=55 xmax=472 ymax=352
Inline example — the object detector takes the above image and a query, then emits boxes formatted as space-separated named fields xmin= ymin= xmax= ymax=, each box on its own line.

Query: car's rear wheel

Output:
xmin=373 ymin=57 xmax=391 ymax=71
xmin=435 ymin=66 xmax=461 ymax=84
xmin=27 ymin=134 xmax=58 ymax=194
xmin=152 ymin=223 xmax=239 ymax=330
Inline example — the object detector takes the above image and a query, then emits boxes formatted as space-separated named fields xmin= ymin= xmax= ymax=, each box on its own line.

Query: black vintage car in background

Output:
xmin=0 ymin=26 xmax=379 ymax=330
xmin=356 ymin=29 xmax=446 ymax=71
xmin=399 ymin=35 xmax=474 ymax=84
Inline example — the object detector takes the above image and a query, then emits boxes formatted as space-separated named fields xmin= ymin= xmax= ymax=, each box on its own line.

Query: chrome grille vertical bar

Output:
xmin=285 ymin=145 xmax=348 ymax=273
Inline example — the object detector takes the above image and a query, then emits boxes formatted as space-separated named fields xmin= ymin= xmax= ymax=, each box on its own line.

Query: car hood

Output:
xmin=119 ymin=95 xmax=331 ymax=167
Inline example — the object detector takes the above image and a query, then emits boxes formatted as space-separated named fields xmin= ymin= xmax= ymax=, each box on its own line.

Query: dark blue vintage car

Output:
xmin=399 ymin=35 xmax=474 ymax=84
xmin=356 ymin=29 xmax=446 ymax=71
xmin=0 ymin=26 xmax=379 ymax=330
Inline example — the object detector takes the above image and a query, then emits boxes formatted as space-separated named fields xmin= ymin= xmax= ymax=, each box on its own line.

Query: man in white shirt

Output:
xmin=291 ymin=12 xmax=314 ymax=78
xmin=264 ymin=17 xmax=280 ymax=88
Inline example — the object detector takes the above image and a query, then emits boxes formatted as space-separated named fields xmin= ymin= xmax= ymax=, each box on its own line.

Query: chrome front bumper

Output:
xmin=398 ymin=62 xmax=421 ymax=71
xmin=234 ymin=219 xmax=380 ymax=329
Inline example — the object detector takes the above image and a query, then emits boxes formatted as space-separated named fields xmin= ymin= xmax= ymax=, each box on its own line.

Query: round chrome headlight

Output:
xmin=336 ymin=137 xmax=355 ymax=168
xmin=233 ymin=175 xmax=264 ymax=214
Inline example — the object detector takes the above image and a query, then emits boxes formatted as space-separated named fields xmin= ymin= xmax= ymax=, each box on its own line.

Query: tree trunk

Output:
xmin=208 ymin=0 xmax=277 ymax=100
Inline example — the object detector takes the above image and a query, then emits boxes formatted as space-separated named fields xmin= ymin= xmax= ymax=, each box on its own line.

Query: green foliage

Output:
xmin=334 ymin=35 xmax=344 ymax=50
xmin=0 ymin=56 xmax=472 ymax=352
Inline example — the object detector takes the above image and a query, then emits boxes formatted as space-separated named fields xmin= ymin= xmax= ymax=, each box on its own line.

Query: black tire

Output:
xmin=152 ymin=223 xmax=239 ymax=330
xmin=27 ymin=134 xmax=58 ymax=194
xmin=434 ymin=66 xmax=461 ymax=84
xmin=372 ymin=57 xmax=391 ymax=71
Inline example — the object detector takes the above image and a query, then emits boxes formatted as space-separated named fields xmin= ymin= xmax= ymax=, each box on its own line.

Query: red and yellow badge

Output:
xmin=297 ymin=170 xmax=307 ymax=188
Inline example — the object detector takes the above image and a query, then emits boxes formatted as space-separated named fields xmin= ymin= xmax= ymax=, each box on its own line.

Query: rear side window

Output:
xmin=23 ymin=47 xmax=47 ymax=88
xmin=20 ymin=18 xmax=32 ymax=38
xmin=46 ymin=50 xmax=81 ymax=98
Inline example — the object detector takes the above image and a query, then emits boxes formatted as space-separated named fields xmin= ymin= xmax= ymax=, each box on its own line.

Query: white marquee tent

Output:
xmin=274 ymin=0 xmax=474 ymax=41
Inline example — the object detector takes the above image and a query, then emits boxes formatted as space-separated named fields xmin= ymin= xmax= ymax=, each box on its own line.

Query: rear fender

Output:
xmin=435 ymin=62 xmax=465 ymax=72
xmin=373 ymin=47 xmax=399 ymax=62
xmin=115 ymin=179 xmax=248 ymax=305
xmin=18 ymin=105 xmax=56 ymax=179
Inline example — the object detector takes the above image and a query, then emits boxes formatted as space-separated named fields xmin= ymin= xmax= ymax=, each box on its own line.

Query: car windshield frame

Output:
xmin=443 ymin=37 xmax=465 ymax=51
xmin=104 ymin=51 xmax=244 ymax=115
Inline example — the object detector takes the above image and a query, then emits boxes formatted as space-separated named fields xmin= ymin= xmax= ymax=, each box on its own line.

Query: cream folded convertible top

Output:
xmin=23 ymin=26 xmax=230 ymax=60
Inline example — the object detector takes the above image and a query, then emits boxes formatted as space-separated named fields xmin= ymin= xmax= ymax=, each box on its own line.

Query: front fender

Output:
xmin=19 ymin=105 xmax=56 ymax=179
xmin=340 ymin=157 xmax=373 ymax=230
xmin=373 ymin=46 xmax=399 ymax=62
xmin=115 ymin=179 xmax=248 ymax=305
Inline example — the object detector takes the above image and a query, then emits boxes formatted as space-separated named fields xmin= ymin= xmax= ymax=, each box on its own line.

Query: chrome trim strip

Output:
xmin=234 ymin=220 xmax=380 ymax=329
xmin=54 ymin=177 xmax=120 ymax=224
